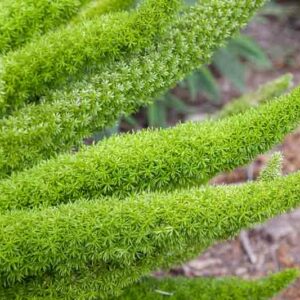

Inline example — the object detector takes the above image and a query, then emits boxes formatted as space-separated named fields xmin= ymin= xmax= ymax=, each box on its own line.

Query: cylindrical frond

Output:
xmin=74 ymin=0 xmax=136 ymax=21
xmin=0 ymin=87 xmax=299 ymax=210
xmin=0 ymin=0 xmax=267 ymax=176
xmin=2 ymin=270 xmax=299 ymax=299
xmin=258 ymin=152 xmax=283 ymax=181
xmin=0 ymin=171 xmax=300 ymax=297
xmin=217 ymin=74 xmax=293 ymax=119
xmin=119 ymin=271 xmax=299 ymax=300
xmin=0 ymin=0 xmax=89 ymax=54
xmin=0 ymin=0 xmax=181 ymax=112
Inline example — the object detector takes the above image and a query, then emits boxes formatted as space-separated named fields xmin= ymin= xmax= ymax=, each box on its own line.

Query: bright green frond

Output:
xmin=0 ymin=0 xmax=267 ymax=176
xmin=0 ymin=0 xmax=181 ymax=113
xmin=218 ymin=73 xmax=293 ymax=119
xmin=119 ymin=270 xmax=299 ymax=300
xmin=75 ymin=0 xmax=136 ymax=21
xmin=0 ymin=171 xmax=300 ymax=298
xmin=0 ymin=0 xmax=89 ymax=54
xmin=259 ymin=152 xmax=283 ymax=181
xmin=0 ymin=87 xmax=300 ymax=210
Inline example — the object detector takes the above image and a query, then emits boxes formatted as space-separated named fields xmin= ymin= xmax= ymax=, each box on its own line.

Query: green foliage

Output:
xmin=2 ymin=270 xmax=298 ymax=300
xmin=214 ymin=48 xmax=247 ymax=92
xmin=0 ymin=0 xmax=266 ymax=176
xmin=218 ymin=73 xmax=293 ymax=118
xmin=0 ymin=0 xmax=181 ymax=113
xmin=147 ymin=99 xmax=168 ymax=128
xmin=228 ymin=35 xmax=271 ymax=67
xmin=0 ymin=0 xmax=89 ymax=54
xmin=1 ymin=170 xmax=300 ymax=298
xmin=1 ymin=88 xmax=300 ymax=211
xmin=184 ymin=34 xmax=270 ymax=102
xmin=0 ymin=1 xmax=299 ymax=299
xmin=119 ymin=270 xmax=299 ymax=300
xmin=146 ymin=36 xmax=256 ymax=128
xmin=75 ymin=0 xmax=136 ymax=21
xmin=146 ymin=93 xmax=191 ymax=128
xmin=85 ymin=73 xmax=294 ymax=131
xmin=185 ymin=66 xmax=220 ymax=101
xmin=214 ymin=36 xmax=271 ymax=92
xmin=259 ymin=152 xmax=283 ymax=181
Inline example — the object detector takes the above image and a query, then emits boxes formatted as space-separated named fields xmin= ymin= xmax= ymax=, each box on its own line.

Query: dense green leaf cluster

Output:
xmin=0 ymin=0 xmax=266 ymax=176
xmin=259 ymin=152 xmax=283 ymax=181
xmin=1 ymin=170 xmax=300 ymax=298
xmin=119 ymin=270 xmax=299 ymax=300
xmin=2 ymin=270 xmax=298 ymax=299
xmin=217 ymin=73 xmax=293 ymax=118
xmin=75 ymin=0 xmax=136 ymax=21
xmin=1 ymin=89 xmax=300 ymax=210
xmin=1 ymin=1 xmax=299 ymax=299
xmin=0 ymin=0 xmax=181 ymax=113
xmin=213 ymin=35 xmax=271 ymax=93
xmin=0 ymin=0 xmax=89 ymax=54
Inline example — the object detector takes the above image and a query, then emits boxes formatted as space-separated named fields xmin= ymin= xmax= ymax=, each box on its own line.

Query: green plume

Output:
xmin=0 ymin=0 xmax=181 ymax=113
xmin=2 ymin=270 xmax=298 ymax=299
xmin=119 ymin=270 xmax=299 ymax=300
xmin=0 ymin=0 xmax=266 ymax=176
xmin=1 ymin=88 xmax=300 ymax=211
xmin=1 ymin=171 xmax=300 ymax=298
xmin=259 ymin=152 xmax=283 ymax=181
xmin=74 ymin=0 xmax=136 ymax=21
xmin=0 ymin=1 xmax=297 ymax=300
xmin=0 ymin=0 xmax=89 ymax=54
xmin=218 ymin=74 xmax=293 ymax=119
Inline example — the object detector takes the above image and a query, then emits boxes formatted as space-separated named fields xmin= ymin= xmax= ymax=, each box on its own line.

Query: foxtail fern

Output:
xmin=0 ymin=0 xmax=181 ymax=112
xmin=1 ymin=87 xmax=300 ymax=210
xmin=0 ymin=0 xmax=265 ymax=176
xmin=2 ymin=270 xmax=298 ymax=299
xmin=217 ymin=73 xmax=293 ymax=118
xmin=0 ymin=0 xmax=89 ymax=54
xmin=259 ymin=152 xmax=283 ymax=181
xmin=74 ymin=0 xmax=136 ymax=21
xmin=0 ymin=1 xmax=299 ymax=299
xmin=119 ymin=270 xmax=299 ymax=300
xmin=1 ymin=170 xmax=300 ymax=298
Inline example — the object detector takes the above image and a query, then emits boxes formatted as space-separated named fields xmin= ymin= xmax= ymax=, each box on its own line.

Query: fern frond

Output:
xmin=218 ymin=73 xmax=293 ymax=118
xmin=0 ymin=87 xmax=299 ymax=212
xmin=0 ymin=0 xmax=181 ymax=113
xmin=0 ymin=0 xmax=89 ymax=54
xmin=259 ymin=152 xmax=283 ymax=181
xmin=74 ymin=0 xmax=136 ymax=21
xmin=119 ymin=270 xmax=299 ymax=300
xmin=0 ymin=171 xmax=300 ymax=298
xmin=0 ymin=0 xmax=266 ymax=176
xmin=2 ymin=270 xmax=298 ymax=299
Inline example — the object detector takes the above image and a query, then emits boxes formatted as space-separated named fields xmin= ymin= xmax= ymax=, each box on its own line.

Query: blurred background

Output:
xmin=94 ymin=0 xmax=300 ymax=298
